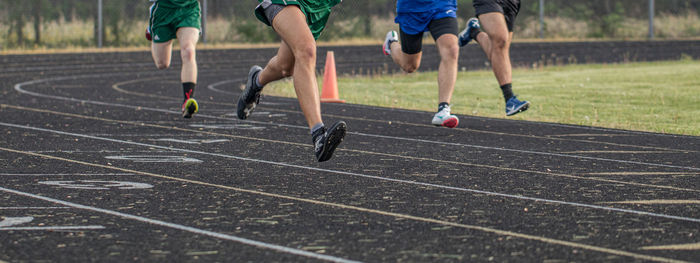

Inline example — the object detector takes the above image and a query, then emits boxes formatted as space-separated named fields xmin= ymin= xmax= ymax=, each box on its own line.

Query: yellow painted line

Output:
xmin=0 ymin=146 xmax=687 ymax=263
xmin=642 ymin=243 xmax=700 ymax=251
xmin=560 ymin=151 xmax=674 ymax=154
xmin=2 ymin=103 xmax=697 ymax=193
xmin=110 ymin=80 xmax=695 ymax=153
xmin=599 ymin=200 xmax=700 ymax=205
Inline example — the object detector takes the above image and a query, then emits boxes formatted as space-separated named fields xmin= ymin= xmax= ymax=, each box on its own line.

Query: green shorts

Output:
xmin=255 ymin=0 xmax=341 ymax=40
xmin=148 ymin=1 xmax=201 ymax=43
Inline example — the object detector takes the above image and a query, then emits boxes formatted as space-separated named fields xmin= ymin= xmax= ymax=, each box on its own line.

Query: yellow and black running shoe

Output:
xmin=182 ymin=98 xmax=198 ymax=118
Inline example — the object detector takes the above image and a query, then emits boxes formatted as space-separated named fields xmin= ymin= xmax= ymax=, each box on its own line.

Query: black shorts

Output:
xmin=399 ymin=17 xmax=458 ymax=55
xmin=473 ymin=0 xmax=520 ymax=32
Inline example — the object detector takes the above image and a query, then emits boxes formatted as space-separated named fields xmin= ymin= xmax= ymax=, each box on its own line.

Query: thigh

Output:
xmin=428 ymin=17 xmax=458 ymax=42
xmin=151 ymin=40 xmax=174 ymax=61
xmin=474 ymin=0 xmax=519 ymax=32
xmin=271 ymin=6 xmax=316 ymax=53
xmin=176 ymin=27 xmax=200 ymax=48
xmin=399 ymin=28 xmax=424 ymax=55
xmin=476 ymin=12 xmax=509 ymax=40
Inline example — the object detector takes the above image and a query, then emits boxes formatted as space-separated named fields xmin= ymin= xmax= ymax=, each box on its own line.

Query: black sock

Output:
xmin=183 ymin=82 xmax=195 ymax=102
xmin=438 ymin=102 xmax=449 ymax=112
xmin=500 ymin=83 xmax=514 ymax=102
xmin=470 ymin=28 xmax=481 ymax=40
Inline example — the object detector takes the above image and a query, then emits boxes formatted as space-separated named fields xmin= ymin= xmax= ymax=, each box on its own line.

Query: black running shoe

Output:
xmin=313 ymin=121 xmax=347 ymax=162
xmin=237 ymin=65 xmax=263 ymax=119
xmin=182 ymin=98 xmax=198 ymax=118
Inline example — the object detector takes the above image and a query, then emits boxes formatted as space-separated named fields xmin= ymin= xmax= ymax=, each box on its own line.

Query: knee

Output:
xmin=442 ymin=44 xmax=460 ymax=62
xmin=402 ymin=64 xmax=419 ymax=73
xmin=490 ymin=35 xmax=508 ymax=50
xmin=293 ymin=43 xmax=316 ymax=64
xmin=155 ymin=61 xmax=170 ymax=70
xmin=180 ymin=45 xmax=196 ymax=62
xmin=401 ymin=60 xmax=420 ymax=73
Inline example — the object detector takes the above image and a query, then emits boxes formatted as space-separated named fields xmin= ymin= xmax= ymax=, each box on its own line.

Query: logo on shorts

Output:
xmin=446 ymin=10 xmax=455 ymax=15
xmin=154 ymin=35 xmax=160 ymax=41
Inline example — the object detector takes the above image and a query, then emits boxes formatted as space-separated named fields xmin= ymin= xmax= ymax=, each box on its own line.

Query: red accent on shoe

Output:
xmin=442 ymin=117 xmax=459 ymax=128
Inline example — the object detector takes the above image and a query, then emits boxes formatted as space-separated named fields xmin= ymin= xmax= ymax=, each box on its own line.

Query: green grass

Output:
xmin=263 ymin=60 xmax=700 ymax=136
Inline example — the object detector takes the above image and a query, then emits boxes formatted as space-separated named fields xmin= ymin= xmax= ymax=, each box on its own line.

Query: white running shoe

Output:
xmin=383 ymin=30 xmax=398 ymax=56
xmin=431 ymin=105 xmax=459 ymax=128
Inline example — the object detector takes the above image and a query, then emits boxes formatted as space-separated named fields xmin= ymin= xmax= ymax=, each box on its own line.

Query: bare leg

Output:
xmin=151 ymin=40 xmax=173 ymax=70
xmin=267 ymin=6 xmax=322 ymax=129
xmin=435 ymin=33 xmax=459 ymax=103
xmin=258 ymin=41 xmax=295 ymax=85
xmin=474 ymin=12 xmax=512 ymax=86
xmin=176 ymin=27 xmax=200 ymax=83
xmin=388 ymin=41 xmax=422 ymax=73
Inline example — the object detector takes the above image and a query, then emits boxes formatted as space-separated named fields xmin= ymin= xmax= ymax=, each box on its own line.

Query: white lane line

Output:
xmin=0 ymin=226 xmax=106 ymax=231
xmin=208 ymin=78 xmax=698 ymax=139
xmin=0 ymin=186 xmax=361 ymax=263
xmin=2 ymin=122 xmax=699 ymax=224
xmin=207 ymin=79 xmax=239 ymax=95
xmin=0 ymin=216 xmax=34 ymax=227
xmin=0 ymin=207 xmax=70 ymax=210
xmin=0 ymin=173 xmax=135 ymax=176
xmin=15 ymin=78 xmax=699 ymax=171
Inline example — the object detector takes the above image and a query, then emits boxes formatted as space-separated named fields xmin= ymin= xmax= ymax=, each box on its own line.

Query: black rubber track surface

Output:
xmin=0 ymin=48 xmax=698 ymax=263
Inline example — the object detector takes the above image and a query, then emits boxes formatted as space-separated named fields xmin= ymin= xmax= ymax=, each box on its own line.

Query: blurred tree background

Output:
xmin=0 ymin=0 xmax=699 ymax=50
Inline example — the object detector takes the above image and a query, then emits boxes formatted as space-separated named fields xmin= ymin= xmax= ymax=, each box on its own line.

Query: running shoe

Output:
xmin=313 ymin=121 xmax=347 ymax=162
xmin=237 ymin=65 xmax=264 ymax=120
xmin=458 ymin=17 xmax=481 ymax=47
xmin=182 ymin=98 xmax=198 ymax=118
xmin=505 ymin=96 xmax=530 ymax=116
xmin=431 ymin=105 xmax=459 ymax=128
xmin=383 ymin=30 xmax=398 ymax=56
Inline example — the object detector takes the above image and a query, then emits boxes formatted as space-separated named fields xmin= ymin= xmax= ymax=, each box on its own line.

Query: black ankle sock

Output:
xmin=470 ymin=28 xmax=481 ymax=40
xmin=183 ymin=82 xmax=196 ymax=102
xmin=438 ymin=102 xmax=449 ymax=112
xmin=500 ymin=83 xmax=514 ymax=102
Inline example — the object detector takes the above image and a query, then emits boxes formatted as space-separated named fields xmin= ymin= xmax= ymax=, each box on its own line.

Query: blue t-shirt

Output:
xmin=397 ymin=0 xmax=457 ymax=14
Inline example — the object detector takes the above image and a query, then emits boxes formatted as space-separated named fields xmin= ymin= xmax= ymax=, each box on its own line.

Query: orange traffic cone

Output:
xmin=320 ymin=51 xmax=345 ymax=103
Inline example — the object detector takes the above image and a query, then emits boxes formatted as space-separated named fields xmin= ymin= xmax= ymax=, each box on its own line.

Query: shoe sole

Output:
xmin=237 ymin=66 xmax=263 ymax=120
xmin=433 ymin=116 xmax=459 ymax=128
xmin=506 ymin=102 xmax=530 ymax=116
xmin=182 ymin=99 xmax=198 ymax=119
xmin=317 ymin=121 xmax=347 ymax=162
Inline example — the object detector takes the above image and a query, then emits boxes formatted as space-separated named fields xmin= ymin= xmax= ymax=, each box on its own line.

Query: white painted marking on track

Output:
xmin=0 ymin=173 xmax=135 ymax=176
xmin=208 ymin=78 xmax=697 ymax=139
xmin=39 ymin=180 xmax=153 ymax=190
xmin=153 ymin=138 xmax=229 ymax=144
xmin=189 ymin=123 xmax=265 ymax=130
xmin=0 ymin=216 xmax=34 ymax=227
xmin=0 ymin=207 xmax=70 ymax=210
xmin=105 ymin=155 xmax=202 ymax=163
xmin=0 ymin=226 xmax=106 ymax=231
xmin=2 ymin=122 xmax=699 ymax=224
xmin=14 ymin=78 xmax=699 ymax=171
xmin=0 ymin=186 xmax=361 ymax=263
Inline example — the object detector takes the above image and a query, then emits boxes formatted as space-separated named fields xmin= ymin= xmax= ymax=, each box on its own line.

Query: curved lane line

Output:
xmin=0 ymin=186 xmax=359 ymax=263
xmin=1 ymin=124 xmax=699 ymax=224
xmin=129 ymin=77 xmax=697 ymax=153
xmin=0 ymin=147 xmax=689 ymax=263
xmin=14 ymin=75 xmax=699 ymax=172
